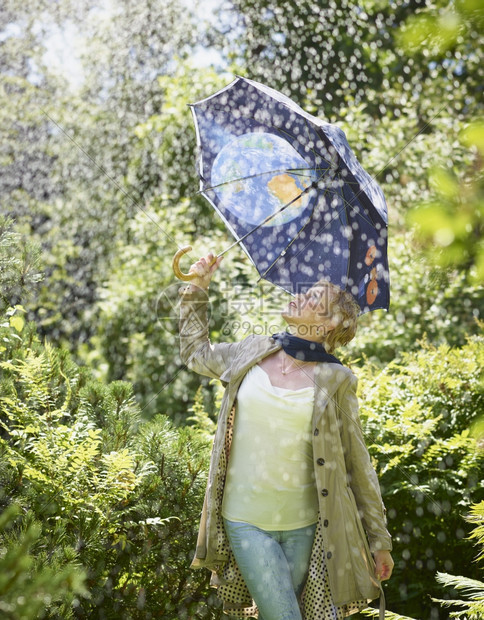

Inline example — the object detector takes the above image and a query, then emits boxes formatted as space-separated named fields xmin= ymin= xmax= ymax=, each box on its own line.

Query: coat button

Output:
xmin=327 ymin=552 xmax=333 ymax=559
xmin=317 ymin=458 xmax=325 ymax=466
xmin=323 ymin=519 xmax=329 ymax=527
xmin=321 ymin=488 xmax=328 ymax=497
xmin=314 ymin=428 xmax=319 ymax=436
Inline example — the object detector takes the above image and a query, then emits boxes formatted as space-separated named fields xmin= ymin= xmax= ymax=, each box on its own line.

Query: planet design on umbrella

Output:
xmin=211 ymin=133 xmax=318 ymax=228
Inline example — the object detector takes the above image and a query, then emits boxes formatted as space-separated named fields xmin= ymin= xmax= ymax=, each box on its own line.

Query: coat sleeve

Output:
xmin=178 ymin=285 xmax=242 ymax=380
xmin=337 ymin=374 xmax=393 ymax=554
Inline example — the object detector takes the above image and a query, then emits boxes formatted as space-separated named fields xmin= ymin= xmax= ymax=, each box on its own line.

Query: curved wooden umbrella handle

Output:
xmin=172 ymin=245 xmax=198 ymax=281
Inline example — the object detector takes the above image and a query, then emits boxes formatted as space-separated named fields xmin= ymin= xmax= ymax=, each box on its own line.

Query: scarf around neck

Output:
xmin=271 ymin=332 xmax=342 ymax=365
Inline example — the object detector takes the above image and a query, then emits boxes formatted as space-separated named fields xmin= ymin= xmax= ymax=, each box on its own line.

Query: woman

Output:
xmin=179 ymin=252 xmax=394 ymax=620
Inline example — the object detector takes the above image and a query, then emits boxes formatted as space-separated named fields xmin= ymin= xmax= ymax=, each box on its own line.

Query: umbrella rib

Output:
xmin=199 ymin=105 xmax=337 ymax=176
xmin=274 ymin=122 xmax=336 ymax=169
xmin=337 ymin=180 xmax=380 ymax=229
xmin=259 ymin=181 xmax=381 ymax=286
xmin=254 ymin=165 xmax=329 ymax=280
xmin=199 ymin=166 xmax=331 ymax=194
xmin=217 ymin=180 xmax=319 ymax=256
xmin=218 ymin=103 xmax=338 ymax=167
xmin=215 ymin=152 xmax=337 ymax=257
xmin=257 ymin=185 xmax=331 ymax=282
xmin=197 ymin=111 xmax=338 ymax=194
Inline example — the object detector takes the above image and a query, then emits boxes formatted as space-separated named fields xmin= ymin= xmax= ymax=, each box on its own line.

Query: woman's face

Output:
xmin=281 ymin=283 xmax=338 ymax=330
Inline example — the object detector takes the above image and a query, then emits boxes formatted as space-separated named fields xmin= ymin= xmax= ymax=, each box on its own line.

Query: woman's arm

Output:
xmin=178 ymin=252 xmax=241 ymax=379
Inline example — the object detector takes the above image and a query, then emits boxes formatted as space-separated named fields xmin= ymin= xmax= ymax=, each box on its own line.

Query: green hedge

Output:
xmin=0 ymin=304 xmax=219 ymax=618
xmin=356 ymin=335 xmax=484 ymax=618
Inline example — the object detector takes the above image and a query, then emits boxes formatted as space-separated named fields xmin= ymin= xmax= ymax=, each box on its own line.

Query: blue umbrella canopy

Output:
xmin=190 ymin=76 xmax=390 ymax=314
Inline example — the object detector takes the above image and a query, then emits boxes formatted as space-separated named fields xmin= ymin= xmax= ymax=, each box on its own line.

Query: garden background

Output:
xmin=0 ymin=0 xmax=483 ymax=618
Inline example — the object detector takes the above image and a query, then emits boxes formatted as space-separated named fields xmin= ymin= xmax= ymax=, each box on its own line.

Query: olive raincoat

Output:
xmin=179 ymin=287 xmax=392 ymax=618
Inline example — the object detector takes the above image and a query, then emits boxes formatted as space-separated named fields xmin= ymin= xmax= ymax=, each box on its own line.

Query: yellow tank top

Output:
xmin=222 ymin=364 xmax=319 ymax=530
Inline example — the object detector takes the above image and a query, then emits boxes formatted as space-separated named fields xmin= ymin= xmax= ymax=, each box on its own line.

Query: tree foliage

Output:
xmin=0 ymin=0 xmax=199 ymax=347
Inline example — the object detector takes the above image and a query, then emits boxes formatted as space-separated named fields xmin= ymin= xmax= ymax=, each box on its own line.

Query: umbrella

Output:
xmin=173 ymin=76 xmax=389 ymax=314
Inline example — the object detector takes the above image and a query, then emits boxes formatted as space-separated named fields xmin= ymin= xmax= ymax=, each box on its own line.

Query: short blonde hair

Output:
xmin=316 ymin=280 xmax=360 ymax=353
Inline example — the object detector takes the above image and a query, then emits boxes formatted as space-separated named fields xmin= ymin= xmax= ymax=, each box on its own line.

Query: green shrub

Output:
xmin=432 ymin=501 xmax=484 ymax=619
xmin=357 ymin=335 xmax=484 ymax=618
xmin=0 ymin=309 xmax=218 ymax=618
xmin=0 ymin=504 xmax=87 ymax=620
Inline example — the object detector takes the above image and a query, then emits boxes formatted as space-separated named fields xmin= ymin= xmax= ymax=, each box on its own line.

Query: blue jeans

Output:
xmin=223 ymin=519 xmax=316 ymax=620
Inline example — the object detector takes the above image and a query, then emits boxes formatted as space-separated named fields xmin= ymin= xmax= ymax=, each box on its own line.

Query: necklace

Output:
xmin=280 ymin=354 xmax=308 ymax=375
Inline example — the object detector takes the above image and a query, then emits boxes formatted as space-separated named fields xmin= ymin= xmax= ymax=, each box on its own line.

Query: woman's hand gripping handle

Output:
xmin=182 ymin=250 xmax=223 ymax=292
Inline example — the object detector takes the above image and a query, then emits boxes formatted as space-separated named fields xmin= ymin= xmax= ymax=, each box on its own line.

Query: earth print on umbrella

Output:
xmin=211 ymin=132 xmax=318 ymax=227
xmin=188 ymin=76 xmax=390 ymax=314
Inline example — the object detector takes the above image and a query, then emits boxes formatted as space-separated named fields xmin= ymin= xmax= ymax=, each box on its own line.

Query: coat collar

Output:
xmin=219 ymin=336 xmax=350 ymax=397
xmin=219 ymin=336 xmax=280 ymax=385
